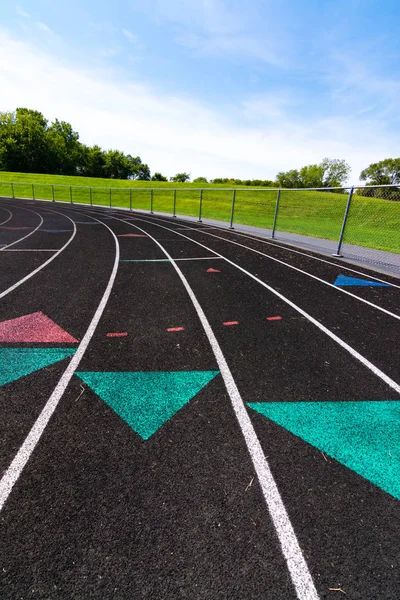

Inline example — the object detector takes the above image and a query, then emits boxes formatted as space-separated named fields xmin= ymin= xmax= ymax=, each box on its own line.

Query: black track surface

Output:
xmin=0 ymin=199 xmax=399 ymax=600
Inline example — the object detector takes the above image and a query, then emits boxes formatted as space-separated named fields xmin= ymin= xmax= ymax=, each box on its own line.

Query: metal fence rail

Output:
xmin=0 ymin=181 xmax=399 ymax=263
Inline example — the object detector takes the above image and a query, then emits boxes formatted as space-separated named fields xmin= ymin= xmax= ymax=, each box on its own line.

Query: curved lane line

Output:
xmin=0 ymin=209 xmax=77 ymax=300
xmin=0 ymin=207 xmax=13 ymax=226
xmin=113 ymin=217 xmax=320 ymax=600
xmin=0 ymin=206 xmax=44 ymax=251
xmin=128 ymin=211 xmax=400 ymax=289
xmin=0 ymin=215 xmax=120 ymax=511
xmin=133 ymin=214 xmax=400 ymax=321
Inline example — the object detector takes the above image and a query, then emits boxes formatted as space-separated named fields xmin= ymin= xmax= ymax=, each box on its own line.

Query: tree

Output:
xmin=0 ymin=107 xmax=151 ymax=180
xmin=170 ymin=172 xmax=190 ymax=182
xmin=360 ymin=158 xmax=400 ymax=185
xmin=0 ymin=108 xmax=49 ymax=173
xmin=320 ymin=158 xmax=351 ymax=187
xmin=46 ymin=119 xmax=82 ymax=175
xmin=193 ymin=176 xmax=208 ymax=183
xmin=276 ymin=169 xmax=302 ymax=188
xmin=151 ymin=172 xmax=168 ymax=181
xmin=276 ymin=158 xmax=350 ymax=188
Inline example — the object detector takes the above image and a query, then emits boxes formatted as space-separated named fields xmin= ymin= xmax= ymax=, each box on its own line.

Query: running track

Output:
xmin=0 ymin=198 xmax=399 ymax=599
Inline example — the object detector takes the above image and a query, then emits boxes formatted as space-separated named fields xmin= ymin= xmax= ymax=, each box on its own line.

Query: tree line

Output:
xmin=0 ymin=108 xmax=151 ymax=180
xmin=1 ymin=108 xmax=399 ymax=188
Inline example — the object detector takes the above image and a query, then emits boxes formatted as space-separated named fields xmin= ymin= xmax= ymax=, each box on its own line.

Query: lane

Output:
xmin=0 ymin=207 xmax=300 ymax=600
xmin=0 ymin=206 xmax=77 ymax=299
xmin=127 ymin=214 xmax=400 ymax=385
xmin=0 ymin=205 xmax=43 ymax=250
xmin=0 ymin=206 xmax=13 ymax=226
xmin=2 ymin=202 xmax=399 ymax=599
xmin=136 ymin=213 xmax=400 ymax=313
xmin=107 ymin=211 xmax=400 ymax=599
xmin=0 ymin=207 xmax=117 ymax=479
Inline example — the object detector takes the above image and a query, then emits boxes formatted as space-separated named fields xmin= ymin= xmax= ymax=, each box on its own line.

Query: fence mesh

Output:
xmin=276 ymin=189 xmax=349 ymax=242
xmin=342 ymin=186 xmax=400 ymax=257
xmin=1 ymin=181 xmax=399 ymax=268
xmin=233 ymin=189 xmax=277 ymax=229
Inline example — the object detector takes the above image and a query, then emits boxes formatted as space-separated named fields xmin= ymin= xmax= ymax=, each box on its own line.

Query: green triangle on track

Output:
xmin=0 ymin=347 xmax=76 ymax=387
xmin=76 ymin=370 xmax=219 ymax=440
xmin=248 ymin=400 xmax=400 ymax=500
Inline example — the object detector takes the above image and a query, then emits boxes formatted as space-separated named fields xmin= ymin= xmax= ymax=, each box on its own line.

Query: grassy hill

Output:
xmin=0 ymin=171 xmax=399 ymax=254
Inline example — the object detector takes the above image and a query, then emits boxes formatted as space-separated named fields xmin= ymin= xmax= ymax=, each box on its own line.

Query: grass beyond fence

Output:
xmin=0 ymin=172 xmax=399 ymax=254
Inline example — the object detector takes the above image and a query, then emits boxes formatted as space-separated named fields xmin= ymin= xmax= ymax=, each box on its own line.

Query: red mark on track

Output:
xmin=118 ymin=233 xmax=147 ymax=237
xmin=207 ymin=268 xmax=221 ymax=273
xmin=167 ymin=327 xmax=185 ymax=332
xmin=266 ymin=316 xmax=282 ymax=321
xmin=106 ymin=332 xmax=128 ymax=337
xmin=223 ymin=321 xmax=239 ymax=326
xmin=0 ymin=312 xmax=78 ymax=343
xmin=123 ymin=217 xmax=138 ymax=220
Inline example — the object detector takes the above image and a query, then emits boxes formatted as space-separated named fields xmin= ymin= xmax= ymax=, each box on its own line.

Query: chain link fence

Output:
xmin=0 ymin=181 xmax=399 ymax=269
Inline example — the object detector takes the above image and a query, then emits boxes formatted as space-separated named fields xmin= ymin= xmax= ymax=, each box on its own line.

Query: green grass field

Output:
xmin=0 ymin=171 xmax=399 ymax=254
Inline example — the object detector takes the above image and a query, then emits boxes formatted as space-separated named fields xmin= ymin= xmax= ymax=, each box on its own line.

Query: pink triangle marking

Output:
xmin=118 ymin=233 xmax=147 ymax=237
xmin=207 ymin=268 xmax=221 ymax=273
xmin=0 ymin=312 xmax=78 ymax=343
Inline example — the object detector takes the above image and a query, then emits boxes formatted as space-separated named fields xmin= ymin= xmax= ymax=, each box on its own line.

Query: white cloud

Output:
xmin=122 ymin=28 xmax=142 ymax=49
xmin=36 ymin=22 xmax=54 ymax=35
xmin=141 ymin=0 xmax=286 ymax=66
xmin=16 ymin=6 xmax=30 ymax=18
xmin=0 ymin=29 xmax=399 ymax=182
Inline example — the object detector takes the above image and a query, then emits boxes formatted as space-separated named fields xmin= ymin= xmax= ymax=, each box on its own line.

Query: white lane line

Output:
xmin=130 ymin=215 xmax=400 ymax=396
xmin=140 ymin=213 xmax=400 ymax=289
xmin=138 ymin=215 xmax=400 ymax=322
xmin=174 ymin=256 xmax=223 ymax=261
xmin=0 ymin=217 xmax=120 ymax=512
xmin=124 ymin=220 xmax=320 ymax=600
xmin=0 ymin=207 xmax=13 ymax=226
xmin=0 ymin=211 xmax=77 ymax=300
xmin=0 ymin=208 xmax=44 ymax=251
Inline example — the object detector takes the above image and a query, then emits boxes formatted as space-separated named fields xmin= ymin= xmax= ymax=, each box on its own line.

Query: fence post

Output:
xmin=198 ymin=189 xmax=203 ymax=222
xmin=11 ymin=183 xmax=14 ymax=199
xmin=32 ymin=184 xmax=35 ymax=201
xmin=109 ymin=188 xmax=112 ymax=208
xmin=150 ymin=189 xmax=154 ymax=214
xmin=70 ymin=186 xmax=73 ymax=204
xmin=52 ymin=185 xmax=55 ymax=202
xmin=271 ymin=189 xmax=280 ymax=238
xmin=229 ymin=190 xmax=236 ymax=229
xmin=90 ymin=187 xmax=92 ymax=205
xmin=173 ymin=190 xmax=177 ymax=217
xmin=129 ymin=189 xmax=132 ymax=211
xmin=333 ymin=186 xmax=354 ymax=257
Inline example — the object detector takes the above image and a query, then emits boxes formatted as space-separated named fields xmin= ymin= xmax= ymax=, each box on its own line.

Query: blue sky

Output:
xmin=1 ymin=0 xmax=399 ymax=182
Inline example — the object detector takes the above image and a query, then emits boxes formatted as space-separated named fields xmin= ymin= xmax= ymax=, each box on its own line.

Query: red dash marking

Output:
xmin=118 ymin=233 xmax=147 ymax=237
xmin=0 ymin=311 xmax=78 ymax=343
xmin=266 ymin=316 xmax=282 ymax=321
xmin=123 ymin=217 xmax=138 ymax=220
xmin=106 ymin=332 xmax=128 ymax=337
xmin=207 ymin=268 xmax=221 ymax=273
xmin=167 ymin=327 xmax=185 ymax=332
xmin=223 ymin=321 xmax=239 ymax=326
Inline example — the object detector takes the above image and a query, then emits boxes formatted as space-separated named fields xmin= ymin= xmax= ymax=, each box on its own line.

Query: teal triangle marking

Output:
xmin=76 ymin=371 xmax=219 ymax=440
xmin=0 ymin=347 xmax=76 ymax=387
xmin=334 ymin=274 xmax=390 ymax=287
xmin=248 ymin=400 xmax=400 ymax=500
